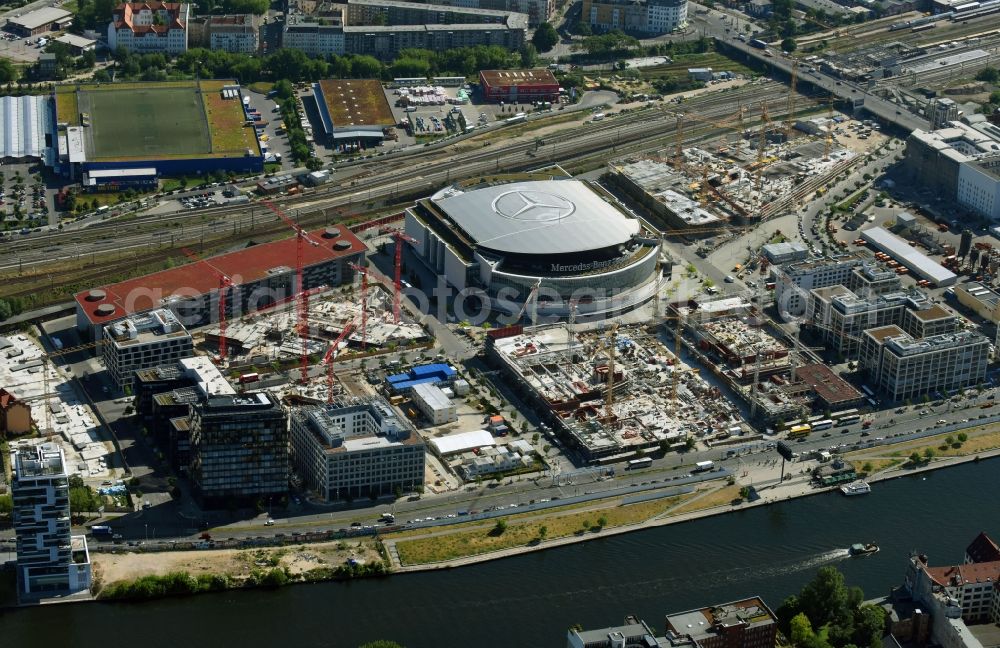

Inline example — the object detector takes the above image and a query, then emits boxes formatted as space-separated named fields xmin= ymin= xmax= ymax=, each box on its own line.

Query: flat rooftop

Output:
xmin=666 ymin=597 xmax=777 ymax=644
xmin=13 ymin=442 xmax=65 ymax=479
xmin=795 ymin=363 xmax=863 ymax=406
xmin=479 ymin=68 xmax=558 ymax=87
xmin=861 ymin=227 xmax=957 ymax=286
xmin=75 ymin=225 xmax=365 ymax=326
xmin=8 ymin=6 xmax=71 ymax=30
xmin=104 ymin=308 xmax=189 ymax=347
xmin=315 ymin=79 xmax=395 ymax=129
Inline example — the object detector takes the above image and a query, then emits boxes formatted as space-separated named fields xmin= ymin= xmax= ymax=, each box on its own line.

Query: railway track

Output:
xmin=0 ymin=83 xmax=808 ymax=301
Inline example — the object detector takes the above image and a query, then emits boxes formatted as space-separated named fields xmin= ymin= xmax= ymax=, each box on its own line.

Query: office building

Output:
xmin=74 ymin=225 xmax=365 ymax=341
xmin=904 ymin=122 xmax=1000 ymax=218
xmin=772 ymin=253 xmax=871 ymax=320
xmin=761 ymin=241 xmax=809 ymax=265
xmin=927 ymin=97 xmax=959 ymax=130
xmin=290 ymin=396 xmax=425 ymax=502
xmin=807 ymin=287 xmax=927 ymax=358
xmin=411 ymin=382 xmax=457 ymax=424
xmin=567 ymin=617 xmax=663 ymax=648
xmin=11 ymin=443 xmax=91 ymax=597
xmin=664 ymin=597 xmax=779 ymax=648
xmin=582 ymin=0 xmax=687 ymax=36
xmin=281 ymin=14 xmax=346 ymax=56
xmin=437 ymin=0 xmax=551 ymax=26
xmin=859 ymin=326 xmax=988 ymax=402
xmin=134 ymin=357 xmax=236 ymax=467
xmin=188 ymin=392 xmax=289 ymax=506
xmin=901 ymin=304 xmax=958 ymax=339
xmin=108 ymin=2 xmax=190 ymax=55
xmin=101 ymin=309 xmax=194 ymax=391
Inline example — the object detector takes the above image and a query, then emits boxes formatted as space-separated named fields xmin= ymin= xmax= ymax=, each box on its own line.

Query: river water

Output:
xmin=5 ymin=459 xmax=999 ymax=648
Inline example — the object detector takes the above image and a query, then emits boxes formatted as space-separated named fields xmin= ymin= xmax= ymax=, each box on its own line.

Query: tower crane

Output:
xmin=386 ymin=229 xmax=419 ymax=324
xmin=322 ymin=318 xmax=358 ymax=404
xmin=516 ymin=279 xmax=543 ymax=326
xmin=588 ymin=323 xmax=621 ymax=423
xmin=263 ymin=200 xmax=323 ymax=384
xmin=348 ymin=261 xmax=370 ymax=350
xmin=181 ymin=248 xmax=235 ymax=363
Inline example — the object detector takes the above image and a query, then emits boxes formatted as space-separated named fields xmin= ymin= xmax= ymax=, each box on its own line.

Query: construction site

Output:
xmin=606 ymin=97 xmax=858 ymax=236
xmin=485 ymin=322 xmax=747 ymax=463
xmin=0 ymin=333 xmax=116 ymax=481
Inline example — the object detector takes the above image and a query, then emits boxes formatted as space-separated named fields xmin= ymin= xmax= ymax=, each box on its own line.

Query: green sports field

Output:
xmin=81 ymin=86 xmax=212 ymax=160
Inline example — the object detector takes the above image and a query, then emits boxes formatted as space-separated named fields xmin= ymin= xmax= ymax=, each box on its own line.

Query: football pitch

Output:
xmin=81 ymin=86 xmax=212 ymax=159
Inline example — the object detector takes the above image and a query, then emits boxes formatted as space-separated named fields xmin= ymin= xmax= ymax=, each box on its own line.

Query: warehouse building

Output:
xmin=479 ymin=69 xmax=560 ymax=104
xmin=428 ymin=429 xmax=496 ymax=456
xmin=955 ymin=281 xmax=1000 ymax=323
xmin=81 ymin=168 xmax=158 ymax=193
xmin=859 ymin=326 xmax=989 ymax=402
xmin=290 ymin=396 xmax=425 ymax=502
xmin=411 ymin=382 xmax=457 ymax=425
xmin=861 ymin=227 xmax=958 ymax=286
xmin=74 ymin=225 xmax=365 ymax=341
xmin=5 ymin=7 xmax=72 ymax=36
xmin=0 ymin=95 xmax=56 ymax=164
xmin=102 ymin=309 xmax=194 ymax=391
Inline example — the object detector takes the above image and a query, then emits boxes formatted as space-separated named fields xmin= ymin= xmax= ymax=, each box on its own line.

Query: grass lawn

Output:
xmin=395 ymin=491 xmax=696 ymax=565
xmin=247 ymin=82 xmax=275 ymax=95
xmin=851 ymin=457 xmax=903 ymax=474
xmin=201 ymin=80 xmax=260 ymax=155
xmin=846 ymin=425 xmax=1000 ymax=465
xmin=666 ymin=484 xmax=743 ymax=515
xmin=54 ymin=88 xmax=79 ymax=125
xmin=85 ymin=86 xmax=211 ymax=159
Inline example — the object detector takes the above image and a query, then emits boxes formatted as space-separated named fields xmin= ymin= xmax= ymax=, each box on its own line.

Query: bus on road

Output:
xmin=787 ymin=424 xmax=812 ymax=439
xmin=812 ymin=419 xmax=834 ymax=431
xmin=838 ymin=414 xmax=861 ymax=426
xmin=628 ymin=457 xmax=653 ymax=469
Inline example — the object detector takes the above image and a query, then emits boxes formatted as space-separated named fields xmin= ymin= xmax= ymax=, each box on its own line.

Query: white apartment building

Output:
xmin=411 ymin=382 xmax=457 ymax=425
xmin=107 ymin=2 xmax=190 ymax=55
xmin=102 ymin=309 xmax=194 ymax=391
xmin=206 ymin=14 xmax=259 ymax=54
xmin=11 ymin=443 xmax=91 ymax=597
xmin=290 ymin=397 xmax=425 ymax=502
xmin=859 ymin=326 xmax=989 ymax=402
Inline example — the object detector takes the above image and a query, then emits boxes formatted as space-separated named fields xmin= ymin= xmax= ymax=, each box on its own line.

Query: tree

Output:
xmin=0 ymin=493 xmax=12 ymax=515
xmin=861 ymin=462 xmax=873 ymax=474
xmin=781 ymin=37 xmax=798 ymax=53
xmin=976 ymin=67 xmax=1000 ymax=84
xmin=359 ymin=642 xmax=405 ymax=648
xmin=0 ymin=299 xmax=12 ymax=322
xmin=519 ymin=43 xmax=539 ymax=69
xmin=532 ymin=22 xmax=559 ymax=53
xmin=909 ymin=451 xmax=922 ymax=465
xmin=596 ymin=515 xmax=608 ymax=529
xmin=492 ymin=518 xmax=508 ymax=535
xmin=538 ymin=525 xmax=547 ymax=540
xmin=957 ymin=432 xmax=968 ymax=442
xmin=923 ymin=448 xmax=935 ymax=460
xmin=0 ymin=59 xmax=17 ymax=85
xmin=572 ymin=20 xmax=592 ymax=36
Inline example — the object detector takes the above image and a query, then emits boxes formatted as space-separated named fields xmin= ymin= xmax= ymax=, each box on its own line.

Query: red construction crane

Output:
xmin=388 ymin=229 xmax=419 ymax=324
xmin=323 ymin=318 xmax=357 ymax=404
xmin=348 ymin=261 xmax=369 ymax=350
xmin=181 ymin=247 xmax=235 ymax=362
xmin=262 ymin=200 xmax=321 ymax=383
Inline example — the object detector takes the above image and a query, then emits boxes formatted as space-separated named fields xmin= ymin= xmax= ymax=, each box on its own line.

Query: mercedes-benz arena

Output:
xmin=404 ymin=177 xmax=661 ymax=319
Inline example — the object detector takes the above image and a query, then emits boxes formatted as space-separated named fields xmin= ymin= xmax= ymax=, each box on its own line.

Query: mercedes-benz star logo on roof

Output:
xmin=493 ymin=190 xmax=576 ymax=223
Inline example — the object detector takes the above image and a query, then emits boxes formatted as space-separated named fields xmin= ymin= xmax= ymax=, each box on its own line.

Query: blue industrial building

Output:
xmin=387 ymin=363 xmax=457 ymax=392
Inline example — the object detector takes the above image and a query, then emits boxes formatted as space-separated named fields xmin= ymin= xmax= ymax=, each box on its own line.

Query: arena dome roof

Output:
xmin=432 ymin=180 xmax=640 ymax=256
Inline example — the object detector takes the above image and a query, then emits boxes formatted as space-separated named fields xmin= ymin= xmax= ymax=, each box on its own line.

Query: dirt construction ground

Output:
xmin=93 ymin=538 xmax=382 ymax=586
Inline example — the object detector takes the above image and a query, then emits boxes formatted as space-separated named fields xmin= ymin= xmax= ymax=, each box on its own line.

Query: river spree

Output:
xmin=5 ymin=458 xmax=999 ymax=648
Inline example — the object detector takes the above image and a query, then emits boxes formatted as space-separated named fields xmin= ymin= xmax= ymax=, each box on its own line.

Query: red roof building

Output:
xmin=75 ymin=225 xmax=366 ymax=338
xmin=0 ymin=388 xmax=33 ymax=437
xmin=108 ymin=2 xmax=191 ymax=55
xmin=966 ymin=532 xmax=1000 ymax=565
xmin=907 ymin=533 xmax=1000 ymax=626
xmin=479 ymin=69 xmax=560 ymax=104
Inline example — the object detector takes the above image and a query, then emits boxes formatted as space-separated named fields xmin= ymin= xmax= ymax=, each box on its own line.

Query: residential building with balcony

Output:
xmin=107 ymin=2 xmax=190 ymax=54
xmin=11 ymin=443 xmax=91 ymax=597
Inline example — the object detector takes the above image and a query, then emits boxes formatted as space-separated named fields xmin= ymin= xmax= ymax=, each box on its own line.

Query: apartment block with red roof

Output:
xmin=107 ymin=2 xmax=190 ymax=55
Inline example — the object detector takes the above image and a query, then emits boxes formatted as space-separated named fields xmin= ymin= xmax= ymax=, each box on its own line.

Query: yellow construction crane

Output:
xmin=755 ymin=101 xmax=770 ymax=196
xmin=589 ymin=323 xmax=621 ymax=423
xmin=785 ymin=63 xmax=798 ymax=143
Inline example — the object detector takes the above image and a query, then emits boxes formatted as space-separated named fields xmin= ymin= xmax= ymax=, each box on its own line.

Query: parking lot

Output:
xmin=0 ymin=31 xmax=49 ymax=64
xmin=0 ymin=161 xmax=60 ymax=235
